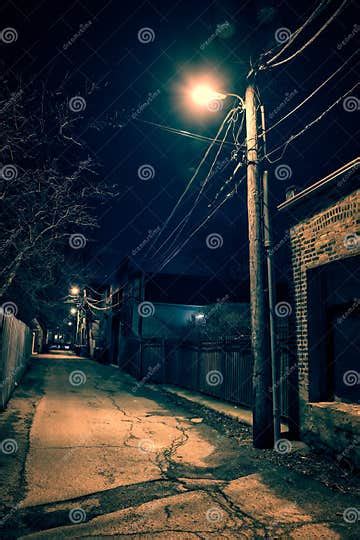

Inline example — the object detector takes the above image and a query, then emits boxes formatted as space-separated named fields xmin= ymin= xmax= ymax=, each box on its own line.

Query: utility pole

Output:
xmin=83 ymin=288 xmax=91 ymax=356
xmin=245 ymin=85 xmax=274 ymax=448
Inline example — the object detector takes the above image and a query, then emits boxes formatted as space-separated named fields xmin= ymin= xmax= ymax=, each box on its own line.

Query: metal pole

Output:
xmin=263 ymin=171 xmax=281 ymax=442
xmin=245 ymin=85 xmax=274 ymax=448
xmin=261 ymin=105 xmax=281 ymax=443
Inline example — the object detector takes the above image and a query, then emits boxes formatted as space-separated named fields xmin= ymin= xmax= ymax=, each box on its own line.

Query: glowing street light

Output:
xmin=190 ymin=84 xmax=243 ymax=108
xmin=70 ymin=285 xmax=80 ymax=296
xmin=191 ymin=84 xmax=227 ymax=106
xmin=70 ymin=307 xmax=77 ymax=315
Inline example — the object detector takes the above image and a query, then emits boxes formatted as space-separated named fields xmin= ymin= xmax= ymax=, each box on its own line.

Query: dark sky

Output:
xmin=2 ymin=0 xmax=359 ymax=292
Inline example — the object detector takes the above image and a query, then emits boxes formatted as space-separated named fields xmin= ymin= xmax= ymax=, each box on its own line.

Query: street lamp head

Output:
xmin=191 ymin=84 xmax=227 ymax=106
xmin=70 ymin=285 xmax=80 ymax=296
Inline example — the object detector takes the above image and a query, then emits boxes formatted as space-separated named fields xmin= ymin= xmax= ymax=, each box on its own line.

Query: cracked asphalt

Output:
xmin=0 ymin=352 xmax=359 ymax=539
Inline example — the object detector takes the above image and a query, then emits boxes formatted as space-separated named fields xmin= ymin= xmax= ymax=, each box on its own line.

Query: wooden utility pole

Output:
xmin=245 ymin=85 xmax=274 ymax=448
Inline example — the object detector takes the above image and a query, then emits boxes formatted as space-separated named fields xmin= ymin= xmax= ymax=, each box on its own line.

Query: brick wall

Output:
xmin=289 ymin=188 xmax=360 ymax=464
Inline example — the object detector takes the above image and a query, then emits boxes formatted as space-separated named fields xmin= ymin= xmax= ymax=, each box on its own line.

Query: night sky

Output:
xmin=2 ymin=0 xmax=359 ymax=292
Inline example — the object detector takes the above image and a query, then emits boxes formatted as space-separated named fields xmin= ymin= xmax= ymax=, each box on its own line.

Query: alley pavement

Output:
xmin=0 ymin=352 xmax=359 ymax=539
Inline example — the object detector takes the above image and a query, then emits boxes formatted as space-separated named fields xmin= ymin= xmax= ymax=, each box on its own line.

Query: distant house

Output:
xmin=278 ymin=157 xmax=360 ymax=467
xmin=103 ymin=257 xmax=249 ymax=372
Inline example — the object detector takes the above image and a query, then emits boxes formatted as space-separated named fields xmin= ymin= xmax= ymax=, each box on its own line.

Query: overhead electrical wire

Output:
xmin=263 ymin=0 xmax=349 ymax=70
xmin=264 ymin=81 xmax=359 ymax=163
xmin=144 ymin=106 xmax=241 ymax=259
xmin=155 ymin=172 xmax=246 ymax=275
xmin=85 ymin=297 xmax=122 ymax=311
xmin=261 ymin=0 xmax=328 ymax=67
xmin=264 ymin=50 xmax=359 ymax=135
xmin=150 ymin=109 xmax=241 ymax=261
xmin=133 ymin=118 xmax=235 ymax=147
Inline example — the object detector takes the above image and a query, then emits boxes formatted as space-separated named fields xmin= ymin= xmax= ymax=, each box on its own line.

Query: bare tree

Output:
xmin=0 ymin=77 xmax=114 ymax=319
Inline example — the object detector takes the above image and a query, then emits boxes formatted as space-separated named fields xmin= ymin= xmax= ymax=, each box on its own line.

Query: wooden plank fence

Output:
xmin=0 ymin=313 xmax=32 ymax=409
xmin=122 ymin=321 xmax=293 ymax=418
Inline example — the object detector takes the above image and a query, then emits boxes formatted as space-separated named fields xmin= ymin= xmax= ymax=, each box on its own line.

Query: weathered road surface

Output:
xmin=0 ymin=352 xmax=359 ymax=539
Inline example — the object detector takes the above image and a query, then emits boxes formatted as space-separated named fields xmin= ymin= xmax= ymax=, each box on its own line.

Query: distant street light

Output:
xmin=68 ymin=321 xmax=73 ymax=326
xmin=70 ymin=307 xmax=77 ymax=315
xmin=70 ymin=285 xmax=80 ymax=296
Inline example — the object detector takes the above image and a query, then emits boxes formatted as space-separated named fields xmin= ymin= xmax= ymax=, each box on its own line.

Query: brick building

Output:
xmin=279 ymin=157 xmax=360 ymax=467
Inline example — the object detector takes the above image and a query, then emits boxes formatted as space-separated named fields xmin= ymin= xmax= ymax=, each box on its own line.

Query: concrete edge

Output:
xmin=151 ymin=384 xmax=253 ymax=427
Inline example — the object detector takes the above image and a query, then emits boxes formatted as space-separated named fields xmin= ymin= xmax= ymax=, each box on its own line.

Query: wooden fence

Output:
xmin=0 ymin=313 xmax=32 ymax=409
xmin=121 ymin=323 xmax=293 ymax=418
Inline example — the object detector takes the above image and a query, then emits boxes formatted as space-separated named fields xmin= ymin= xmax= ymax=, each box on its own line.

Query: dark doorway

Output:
xmin=307 ymin=255 xmax=359 ymax=404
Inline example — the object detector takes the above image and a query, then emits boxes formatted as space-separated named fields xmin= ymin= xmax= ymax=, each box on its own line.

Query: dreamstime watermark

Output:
xmin=69 ymin=507 xmax=87 ymax=524
xmin=206 ymin=294 xmax=230 ymax=320
xmin=0 ymin=90 xmax=23 ymax=114
xmin=274 ymin=164 xmax=292 ymax=181
xmin=131 ymin=90 xmax=161 ymax=120
xmin=337 ymin=162 xmax=359 ymax=187
xmin=132 ymin=227 xmax=160 ymax=256
xmin=0 ymin=363 xmax=25 ymax=388
xmin=269 ymin=89 xmax=298 ymax=120
xmin=207 ymin=98 xmax=224 ymax=113
xmin=0 ymin=164 xmax=18 ymax=181
xmin=270 ymin=364 xmax=297 ymax=392
xmin=0 ymin=503 xmax=21 ymax=527
xmin=137 ymin=27 xmax=155 ymax=44
xmin=337 ymin=24 xmax=360 ymax=50
xmin=63 ymin=20 xmax=92 ymax=50
xmin=274 ymin=27 xmax=291 ymax=44
xmin=132 ymin=363 xmax=161 ymax=393
xmin=208 ymin=157 xmax=230 ymax=180
xmin=205 ymin=507 xmax=224 ymax=523
xmin=200 ymin=21 xmax=231 ymax=50
xmin=0 ymin=301 xmax=18 ymax=318
xmin=337 ymin=298 xmax=360 ymax=324
xmin=69 ymin=370 xmax=87 ymax=386
xmin=69 ymin=96 xmax=87 ymax=113
xmin=343 ymin=232 xmax=359 ymax=251
xmin=274 ymin=301 xmax=292 ymax=318
xmin=343 ymin=507 xmax=360 ymax=523
xmin=138 ymin=301 xmax=155 ymax=318
xmin=206 ymin=370 xmax=223 ymax=387
xmin=269 ymin=230 xmax=290 ymax=256
xmin=0 ymin=27 xmax=18 ymax=43
xmin=138 ymin=164 xmax=155 ymax=181
xmin=138 ymin=439 xmax=155 ymax=453
xmin=343 ymin=370 xmax=360 ymax=387
xmin=343 ymin=96 xmax=360 ymax=112
xmin=1 ymin=438 xmax=18 ymax=454
xmin=69 ymin=233 xmax=87 ymax=249
xmin=274 ymin=438 xmax=292 ymax=454
xmin=206 ymin=233 xmax=223 ymax=249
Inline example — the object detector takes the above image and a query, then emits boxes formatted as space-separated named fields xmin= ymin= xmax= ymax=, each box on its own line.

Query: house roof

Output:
xmin=278 ymin=157 xmax=360 ymax=213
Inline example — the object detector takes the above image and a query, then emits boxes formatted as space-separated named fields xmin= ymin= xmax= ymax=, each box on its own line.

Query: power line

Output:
xmin=150 ymin=109 xmax=241 ymax=261
xmin=144 ymin=106 xmax=241 ymax=258
xmin=133 ymin=117 xmax=235 ymax=147
xmin=260 ymin=0 xmax=328 ymax=68
xmin=156 ymin=172 xmax=246 ymax=275
xmin=264 ymin=0 xmax=349 ymax=70
xmin=264 ymin=82 xmax=359 ymax=163
xmin=265 ymin=50 xmax=359 ymax=135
